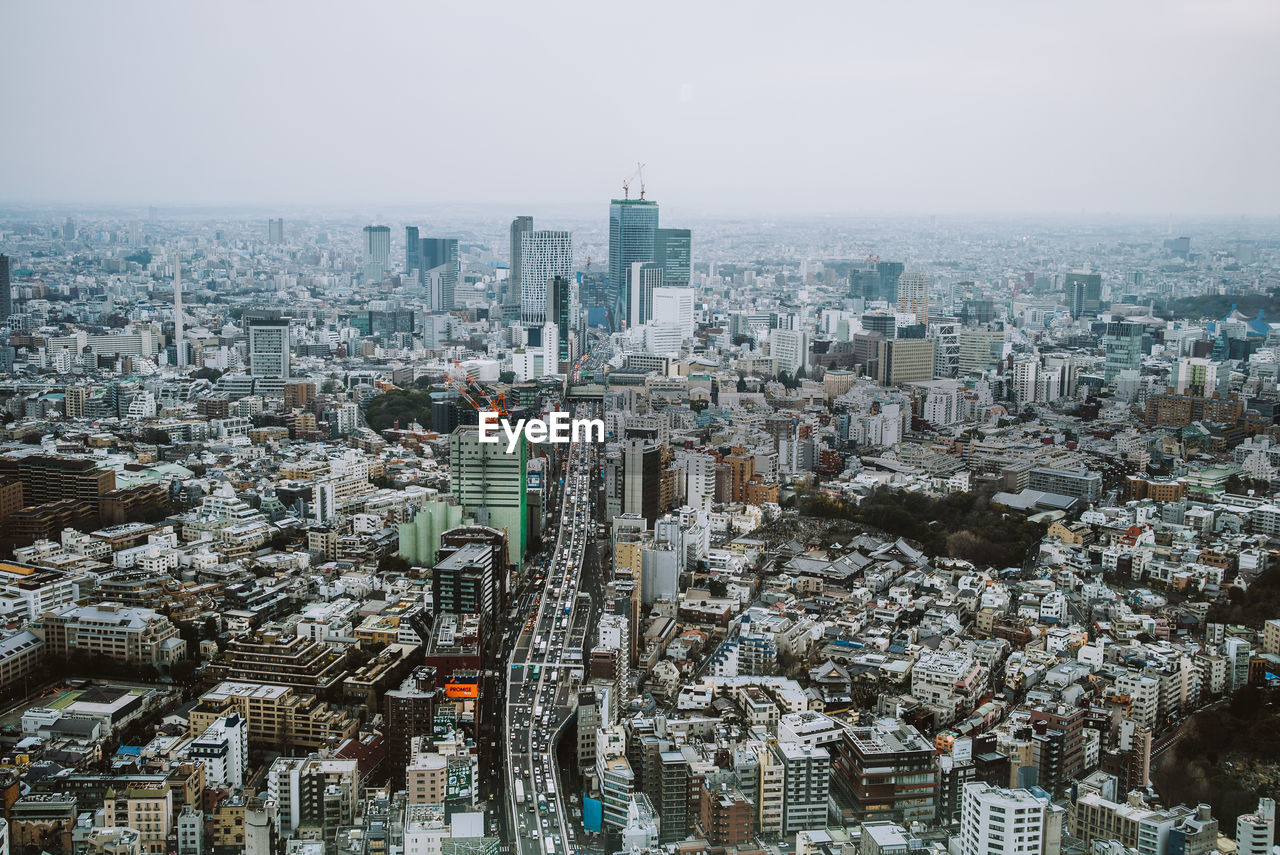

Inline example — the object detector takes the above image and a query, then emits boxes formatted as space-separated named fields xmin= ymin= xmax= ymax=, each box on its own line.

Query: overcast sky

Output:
xmin=2 ymin=1 xmax=1278 ymax=216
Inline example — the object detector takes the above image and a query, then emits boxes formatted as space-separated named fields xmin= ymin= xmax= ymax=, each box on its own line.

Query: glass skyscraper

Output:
xmin=405 ymin=228 xmax=458 ymax=312
xmin=608 ymin=198 xmax=659 ymax=328
xmin=654 ymin=228 xmax=691 ymax=290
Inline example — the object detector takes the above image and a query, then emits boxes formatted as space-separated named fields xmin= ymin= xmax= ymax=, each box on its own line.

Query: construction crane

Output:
xmin=621 ymin=162 xmax=646 ymax=200
xmin=448 ymin=360 xmax=510 ymax=417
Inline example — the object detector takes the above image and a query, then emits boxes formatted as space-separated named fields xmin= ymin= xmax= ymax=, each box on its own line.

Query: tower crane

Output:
xmin=621 ymin=162 xmax=647 ymax=200
xmin=447 ymin=360 xmax=510 ymax=417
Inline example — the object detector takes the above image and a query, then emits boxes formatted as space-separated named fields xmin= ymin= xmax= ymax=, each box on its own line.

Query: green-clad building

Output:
xmin=448 ymin=426 xmax=528 ymax=560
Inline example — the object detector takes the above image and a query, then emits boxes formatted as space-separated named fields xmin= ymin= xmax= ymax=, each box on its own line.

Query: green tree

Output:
xmin=736 ymin=374 xmax=747 ymax=393
xmin=499 ymin=370 xmax=516 ymax=384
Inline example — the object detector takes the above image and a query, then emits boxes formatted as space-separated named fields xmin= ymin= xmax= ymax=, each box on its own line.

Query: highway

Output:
xmin=504 ymin=402 xmax=598 ymax=855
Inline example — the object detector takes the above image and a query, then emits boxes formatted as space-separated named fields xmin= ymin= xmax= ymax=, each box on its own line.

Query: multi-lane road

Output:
xmin=503 ymin=405 xmax=598 ymax=855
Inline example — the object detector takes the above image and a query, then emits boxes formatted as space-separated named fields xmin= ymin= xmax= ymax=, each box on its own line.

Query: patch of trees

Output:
xmin=1164 ymin=290 xmax=1280 ymax=321
xmin=1207 ymin=567 xmax=1280 ymax=628
xmin=363 ymin=388 xmax=436 ymax=431
xmin=801 ymin=487 xmax=1045 ymax=569
xmin=1153 ymin=685 xmax=1280 ymax=827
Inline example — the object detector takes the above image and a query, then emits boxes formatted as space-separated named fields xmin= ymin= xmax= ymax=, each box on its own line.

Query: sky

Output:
xmin=2 ymin=1 xmax=1278 ymax=217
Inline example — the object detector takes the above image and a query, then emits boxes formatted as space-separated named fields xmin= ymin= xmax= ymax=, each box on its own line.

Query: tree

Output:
xmin=378 ymin=553 xmax=411 ymax=575
xmin=192 ymin=367 xmax=223 ymax=382
xmin=499 ymin=370 xmax=516 ymax=384
xmin=321 ymin=379 xmax=343 ymax=394
xmin=706 ymin=578 xmax=728 ymax=598
xmin=736 ymin=374 xmax=747 ymax=393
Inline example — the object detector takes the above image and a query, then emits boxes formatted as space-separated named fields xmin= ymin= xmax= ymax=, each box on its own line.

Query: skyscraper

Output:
xmin=173 ymin=252 xmax=185 ymax=369
xmin=508 ymin=215 xmax=533 ymax=314
xmin=654 ymin=228 xmax=691 ymax=289
xmin=448 ymin=426 xmax=528 ymax=559
xmin=1067 ymin=272 xmax=1103 ymax=319
xmin=0 ymin=254 xmax=11 ymax=322
xmin=520 ymin=230 xmax=572 ymax=325
xmin=1103 ymin=321 xmax=1144 ymax=385
xmin=897 ymin=272 xmax=931 ymax=325
xmin=406 ymin=230 xmax=459 ymax=312
xmin=609 ymin=198 xmax=659 ymax=326
xmin=550 ymin=275 xmax=574 ymax=365
xmin=245 ymin=312 xmax=291 ymax=378
xmin=268 ymin=218 xmax=284 ymax=244
xmin=363 ymin=225 xmax=391 ymax=270
xmin=626 ymin=262 xmax=664 ymax=328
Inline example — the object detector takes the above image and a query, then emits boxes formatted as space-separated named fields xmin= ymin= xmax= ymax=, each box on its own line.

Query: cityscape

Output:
xmin=1 ymin=4 xmax=1279 ymax=855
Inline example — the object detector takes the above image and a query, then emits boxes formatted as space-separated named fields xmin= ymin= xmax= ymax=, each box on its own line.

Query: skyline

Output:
xmin=2 ymin=1 xmax=1278 ymax=216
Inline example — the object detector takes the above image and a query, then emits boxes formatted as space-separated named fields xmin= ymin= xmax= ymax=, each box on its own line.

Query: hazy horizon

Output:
xmin=3 ymin=1 xmax=1278 ymax=217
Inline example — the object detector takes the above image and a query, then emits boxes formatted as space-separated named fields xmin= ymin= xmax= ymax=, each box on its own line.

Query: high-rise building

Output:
xmin=383 ymin=668 xmax=439 ymax=787
xmin=876 ymin=339 xmax=935 ymax=386
xmin=520 ymin=230 xmax=572 ymax=325
xmin=1237 ymin=798 xmax=1276 ymax=855
xmin=771 ymin=329 xmax=809 ymax=375
xmin=833 ymin=718 xmax=938 ymax=824
xmin=958 ymin=783 xmax=1062 ymax=855
xmin=267 ymin=218 xmax=284 ymax=244
xmin=363 ymin=225 xmax=391 ymax=270
xmin=623 ymin=439 xmax=661 ymax=527
xmin=405 ymin=229 xmax=458 ymax=311
xmin=773 ymin=742 xmax=831 ymax=833
xmin=609 ymin=198 xmax=659 ymax=326
xmin=897 ymin=273 xmax=931 ymax=325
xmin=549 ymin=275 xmax=574 ymax=366
xmin=1104 ymin=321 xmax=1144 ymax=386
xmin=448 ymin=426 xmax=528 ymax=559
xmin=245 ymin=313 xmax=291 ymax=378
xmin=651 ymin=287 xmax=695 ymax=339
xmin=508 ymin=215 xmax=533 ymax=315
xmin=0 ymin=253 xmax=11 ymax=321
xmin=654 ymin=228 xmax=691 ymax=289
xmin=1067 ymin=272 xmax=1103 ymax=319
xmin=626 ymin=261 xmax=663 ymax=328
xmin=433 ymin=524 xmax=508 ymax=642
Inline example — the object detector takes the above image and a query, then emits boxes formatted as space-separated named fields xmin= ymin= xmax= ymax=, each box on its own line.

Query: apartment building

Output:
xmin=189 ymin=682 xmax=358 ymax=752
xmin=38 ymin=602 xmax=186 ymax=666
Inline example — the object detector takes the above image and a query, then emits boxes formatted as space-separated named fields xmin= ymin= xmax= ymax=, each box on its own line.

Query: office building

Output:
xmin=651 ymin=287 xmax=694 ymax=340
xmin=897 ymin=273 xmax=931 ymax=325
xmin=0 ymin=454 xmax=116 ymax=505
xmin=449 ymin=426 xmax=528 ymax=559
xmin=1104 ymin=322 xmax=1144 ymax=386
xmin=405 ymin=229 xmax=458 ymax=311
xmin=623 ymin=439 xmax=662 ymax=527
xmin=245 ymin=313 xmax=291 ymax=378
xmin=1067 ymin=272 xmax=1103 ymax=319
xmin=654 ymin=227 xmax=691 ymax=289
xmin=609 ymin=198 xmax=659 ymax=326
xmin=362 ymin=225 xmax=391 ymax=270
xmin=520 ymin=230 xmax=572 ymax=325
xmin=550 ymin=275 xmax=574 ymax=365
xmin=384 ymin=668 xmax=439 ymax=787
xmin=958 ymin=328 xmax=1007 ymax=376
xmin=508 ymin=215 xmax=533 ymax=312
xmin=772 ymin=328 xmax=809 ymax=375
xmin=833 ymin=718 xmax=937 ymax=824
xmin=432 ymin=525 xmax=507 ymax=640
xmin=267 ymin=218 xmax=284 ymax=244
xmin=1028 ymin=467 xmax=1103 ymax=503
xmin=626 ymin=261 xmax=664 ymax=328
xmin=876 ymin=339 xmax=935 ymax=386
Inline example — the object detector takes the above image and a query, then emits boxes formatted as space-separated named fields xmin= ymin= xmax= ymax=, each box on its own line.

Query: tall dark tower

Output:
xmin=0 ymin=254 xmax=11 ymax=321
xmin=608 ymin=198 xmax=659 ymax=328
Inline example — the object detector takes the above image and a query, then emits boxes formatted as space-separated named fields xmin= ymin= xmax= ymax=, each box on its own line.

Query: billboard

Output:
xmin=447 ymin=759 xmax=474 ymax=800
xmin=527 ymin=472 xmax=543 ymax=490
xmin=445 ymin=681 xmax=479 ymax=699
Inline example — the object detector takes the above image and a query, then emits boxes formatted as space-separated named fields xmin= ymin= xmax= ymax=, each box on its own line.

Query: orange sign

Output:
xmin=445 ymin=683 xmax=479 ymax=699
